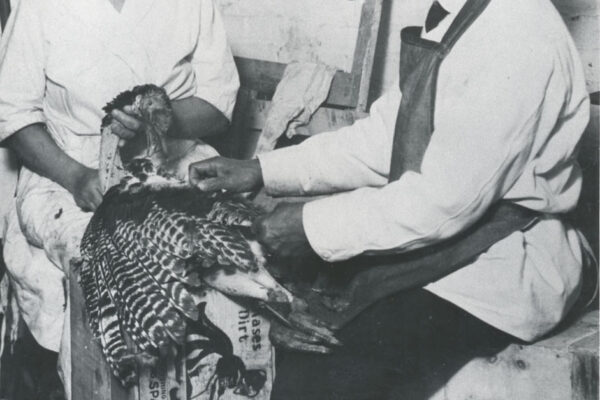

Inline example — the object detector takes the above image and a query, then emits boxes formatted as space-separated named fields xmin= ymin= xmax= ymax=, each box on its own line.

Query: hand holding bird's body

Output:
xmin=76 ymin=85 xmax=339 ymax=395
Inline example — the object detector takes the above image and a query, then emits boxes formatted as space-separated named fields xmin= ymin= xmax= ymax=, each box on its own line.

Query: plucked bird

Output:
xmin=74 ymin=84 xmax=339 ymax=398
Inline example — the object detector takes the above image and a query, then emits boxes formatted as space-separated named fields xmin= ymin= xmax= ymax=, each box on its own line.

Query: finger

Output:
xmin=277 ymin=340 xmax=332 ymax=354
xmin=110 ymin=121 xmax=136 ymax=140
xmin=111 ymin=109 xmax=143 ymax=131
xmin=122 ymin=105 xmax=136 ymax=114
xmin=193 ymin=177 xmax=227 ymax=192
xmin=79 ymin=199 xmax=96 ymax=212
xmin=188 ymin=158 xmax=222 ymax=182
xmin=76 ymin=200 xmax=91 ymax=212
xmin=92 ymin=186 xmax=104 ymax=207
xmin=270 ymin=325 xmax=332 ymax=354
xmin=251 ymin=217 xmax=267 ymax=238
xmin=291 ymin=297 xmax=309 ymax=312
xmin=289 ymin=312 xmax=342 ymax=347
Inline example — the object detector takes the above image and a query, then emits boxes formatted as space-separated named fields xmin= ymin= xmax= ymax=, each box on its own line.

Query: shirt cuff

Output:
xmin=195 ymin=86 xmax=237 ymax=122
xmin=302 ymin=194 xmax=362 ymax=262
xmin=0 ymin=111 xmax=46 ymax=142
xmin=194 ymin=62 xmax=239 ymax=122
xmin=257 ymin=147 xmax=306 ymax=196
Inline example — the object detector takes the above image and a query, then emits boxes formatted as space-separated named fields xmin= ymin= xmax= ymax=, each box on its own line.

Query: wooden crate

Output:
xmin=70 ymin=266 xmax=137 ymax=400
xmin=430 ymin=311 xmax=599 ymax=400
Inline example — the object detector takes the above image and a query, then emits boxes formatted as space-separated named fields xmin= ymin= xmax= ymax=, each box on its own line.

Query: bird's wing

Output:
xmin=87 ymin=241 xmax=138 ymax=386
xmin=205 ymin=197 xmax=263 ymax=227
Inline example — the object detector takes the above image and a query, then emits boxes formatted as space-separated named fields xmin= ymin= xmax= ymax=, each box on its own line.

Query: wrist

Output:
xmin=61 ymin=163 xmax=91 ymax=194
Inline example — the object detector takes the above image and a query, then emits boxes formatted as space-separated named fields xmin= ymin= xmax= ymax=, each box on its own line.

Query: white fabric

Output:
xmin=0 ymin=0 xmax=239 ymax=356
xmin=254 ymin=61 xmax=336 ymax=156
xmin=258 ymin=0 xmax=590 ymax=342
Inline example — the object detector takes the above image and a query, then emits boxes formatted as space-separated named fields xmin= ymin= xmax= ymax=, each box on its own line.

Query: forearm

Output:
xmin=257 ymin=122 xmax=390 ymax=197
xmin=168 ymin=97 xmax=229 ymax=140
xmin=257 ymin=88 xmax=400 ymax=197
xmin=6 ymin=123 xmax=90 ymax=193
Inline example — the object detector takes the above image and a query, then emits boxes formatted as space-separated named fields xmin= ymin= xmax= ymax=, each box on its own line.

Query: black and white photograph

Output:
xmin=0 ymin=0 xmax=598 ymax=399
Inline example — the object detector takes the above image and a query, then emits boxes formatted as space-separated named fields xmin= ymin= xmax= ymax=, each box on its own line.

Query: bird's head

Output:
xmin=102 ymin=84 xmax=173 ymax=168
xmin=136 ymin=85 xmax=172 ymax=137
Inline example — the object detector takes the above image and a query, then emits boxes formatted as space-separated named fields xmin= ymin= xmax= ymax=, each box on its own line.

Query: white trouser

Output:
xmin=3 ymin=169 xmax=91 ymax=400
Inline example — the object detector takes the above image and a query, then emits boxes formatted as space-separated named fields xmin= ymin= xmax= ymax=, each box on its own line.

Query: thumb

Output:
xmin=188 ymin=157 xmax=223 ymax=183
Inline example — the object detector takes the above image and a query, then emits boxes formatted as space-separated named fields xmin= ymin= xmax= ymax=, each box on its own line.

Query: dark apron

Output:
xmin=302 ymin=0 xmax=541 ymax=327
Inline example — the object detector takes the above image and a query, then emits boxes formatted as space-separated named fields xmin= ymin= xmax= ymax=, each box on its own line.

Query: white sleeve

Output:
xmin=0 ymin=0 xmax=46 ymax=141
xmin=191 ymin=0 xmax=239 ymax=121
xmin=257 ymin=86 xmax=401 ymax=196
xmin=302 ymin=36 xmax=562 ymax=261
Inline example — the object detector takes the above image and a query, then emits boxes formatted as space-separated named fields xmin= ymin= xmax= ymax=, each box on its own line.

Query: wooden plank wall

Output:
xmin=216 ymin=0 xmax=365 ymax=73
xmin=551 ymin=0 xmax=600 ymax=93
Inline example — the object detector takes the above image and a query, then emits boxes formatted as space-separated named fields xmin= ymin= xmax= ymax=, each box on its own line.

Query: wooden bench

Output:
xmin=430 ymin=310 xmax=598 ymax=400
xmin=429 ymin=99 xmax=599 ymax=400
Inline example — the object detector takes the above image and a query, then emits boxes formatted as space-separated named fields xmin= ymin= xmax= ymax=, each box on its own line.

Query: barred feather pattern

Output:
xmin=104 ymin=230 xmax=184 ymax=347
xmin=79 ymin=179 xmax=270 ymax=385
xmin=190 ymin=220 xmax=257 ymax=271
xmin=91 ymin=256 xmax=137 ymax=386
xmin=79 ymin=85 xmax=271 ymax=396
xmin=113 ymin=221 xmax=199 ymax=321
xmin=97 ymin=254 xmax=153 ymax=352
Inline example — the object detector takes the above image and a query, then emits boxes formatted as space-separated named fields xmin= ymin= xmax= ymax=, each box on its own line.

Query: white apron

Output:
xmin=0 ymin=0 xmax=242 ymax=398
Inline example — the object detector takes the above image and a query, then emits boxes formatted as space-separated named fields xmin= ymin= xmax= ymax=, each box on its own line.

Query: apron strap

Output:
xmin=439 ymin=0 xmax=491 ymax=54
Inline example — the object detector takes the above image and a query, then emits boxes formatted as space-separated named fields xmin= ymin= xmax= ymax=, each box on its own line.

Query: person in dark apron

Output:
xmin=190 ymin=0 xmax=595 ymax=398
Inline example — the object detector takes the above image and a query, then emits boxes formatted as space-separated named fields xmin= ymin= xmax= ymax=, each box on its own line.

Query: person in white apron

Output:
xmin=189 ymin=0 xmax=594 ymax=398
xmin=0 ymin=0 xmax=239 ymax=397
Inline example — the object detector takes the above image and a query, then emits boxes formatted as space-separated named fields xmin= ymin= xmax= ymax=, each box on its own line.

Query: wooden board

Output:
xmin=225 ymin=0 xmax=382 ymax=159
xmin=217 ymin=0 xmax=365 ymax=73
xmin=429 ymin=311 xmax=599 ymax=400
xmin=551 ymin=0 xmax=599 ymax=93
xmin=231 ymin=0 xmax=382 ymax=112
xmin=70 ymin=265 xmax=136 ymax=400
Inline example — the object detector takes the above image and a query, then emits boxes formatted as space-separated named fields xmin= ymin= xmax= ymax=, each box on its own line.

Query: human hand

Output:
xmin=269 ymin=303 xmax=341 ymax=353
xmin=252 ymin=203 xmax=313 ymax=258
xmin=110 ymin=105 xmax=145 ymax=147
xmin=189 ymin=157 xmax=263 ymax=192
xmin=67 ymin=167 xmax=103 ymax=211
xmin=270 ymin=322 xmax=333 ymax=353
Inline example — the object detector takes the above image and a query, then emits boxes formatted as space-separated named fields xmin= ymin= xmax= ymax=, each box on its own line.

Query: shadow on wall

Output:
xmin=569 ymin=100 xmax=599 ymax=258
